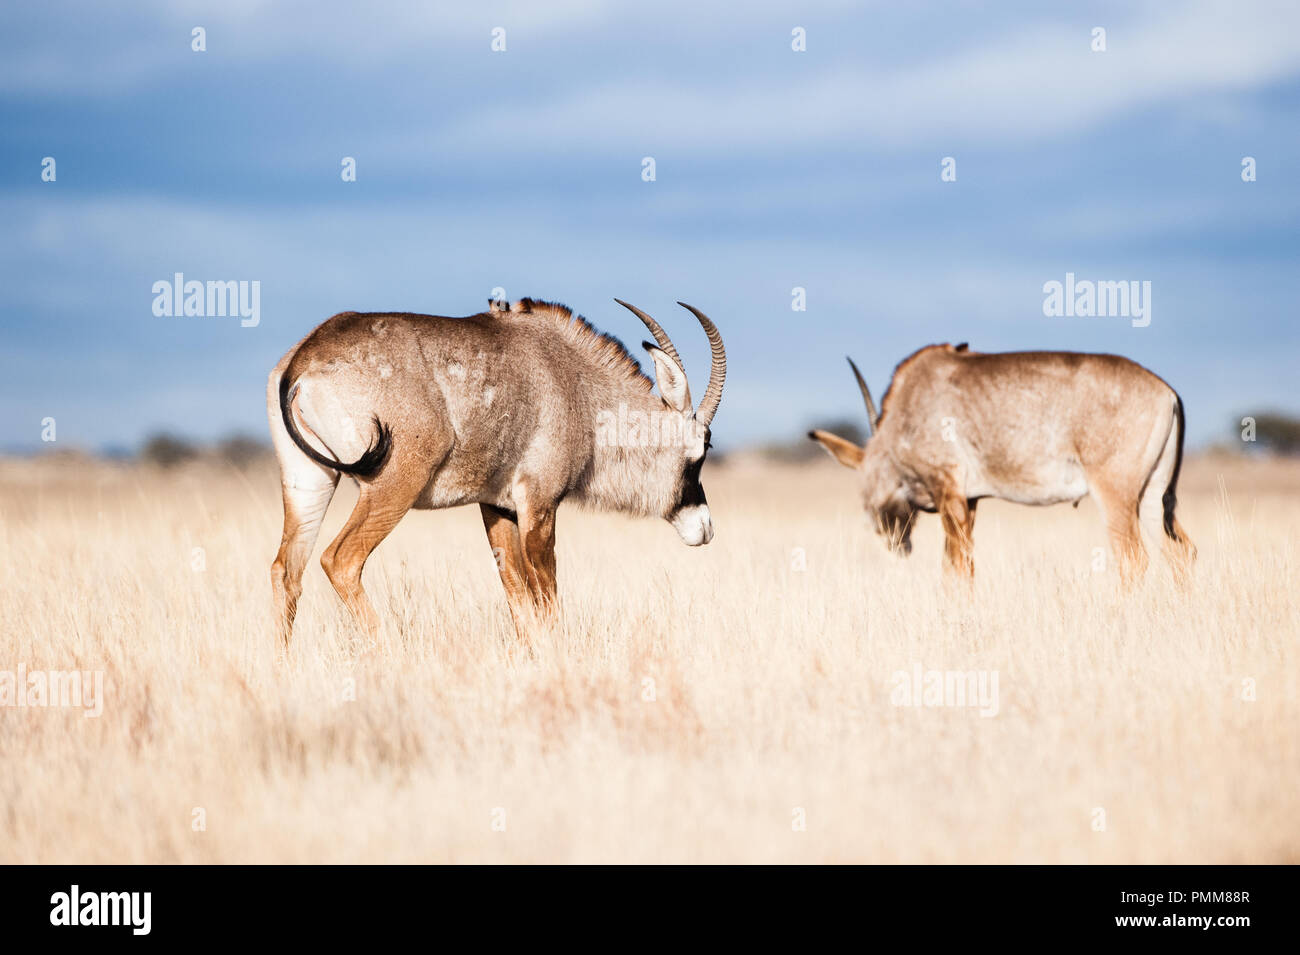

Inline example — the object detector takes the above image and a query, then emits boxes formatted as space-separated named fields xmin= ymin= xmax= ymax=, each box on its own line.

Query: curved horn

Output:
xmin=614 ymin=298 xmax=682 ymax=368
xmin=846 ymin=356 xmax=878 ymax=437
xmin=677 ymin=302 xmax=726 ymax=427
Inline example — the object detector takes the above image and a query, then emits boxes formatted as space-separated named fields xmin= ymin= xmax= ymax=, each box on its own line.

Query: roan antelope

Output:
xmin=809 ymin=345 xmax=1195 ymax=581
xmin=268 ymin=298 xmax=726 ymax=645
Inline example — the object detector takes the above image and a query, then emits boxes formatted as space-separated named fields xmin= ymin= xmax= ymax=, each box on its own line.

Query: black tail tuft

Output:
xmin=1162 ymin=394 xmax=1186 ymax=541
xmin=278 ymin=376 xmax=392 ymax=477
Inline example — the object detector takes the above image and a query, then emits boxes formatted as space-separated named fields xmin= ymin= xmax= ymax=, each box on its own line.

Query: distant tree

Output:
xmin=42 ymin=447 xmax=94 ymax=464
xmin=1240 ymin=412 xmax=1300 ymax=456
xmin=216 ymin=434 xmax=271 ymax=468
xmin=139 ymin=433 xmax=197 ymax=467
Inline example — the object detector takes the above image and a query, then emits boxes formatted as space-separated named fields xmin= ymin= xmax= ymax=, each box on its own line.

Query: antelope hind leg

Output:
xmin=1092 ymin=481 xmax=1148 ymax=585
xmin=271 ymin=474 xmax=338 ymax=649
xmin=320 ymin=474 xmax=424 ymax=647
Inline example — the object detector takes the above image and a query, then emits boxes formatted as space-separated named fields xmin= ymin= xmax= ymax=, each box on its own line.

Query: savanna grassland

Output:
xmin=1 ymin=453 xmax=1297 ymax=863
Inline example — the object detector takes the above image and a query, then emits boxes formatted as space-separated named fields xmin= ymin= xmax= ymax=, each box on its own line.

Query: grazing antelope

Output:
xmin=809 ymin=345 xmax=1195 ymax=581
xmin=267 ymin=298 xmax=726 ymax=645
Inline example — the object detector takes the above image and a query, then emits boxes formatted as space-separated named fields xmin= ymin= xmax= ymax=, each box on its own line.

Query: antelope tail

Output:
xmin=1162 ymin=393 xmax=1186 ymax=541
xmin=278 ymin=376 xmax=392 ymax=477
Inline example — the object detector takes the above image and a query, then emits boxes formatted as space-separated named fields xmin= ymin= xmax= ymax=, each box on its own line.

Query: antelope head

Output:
xmin=808 ymin=357 xmax=917 ymax=555
xmin=614 ymin=300 xmax=727 ymax=546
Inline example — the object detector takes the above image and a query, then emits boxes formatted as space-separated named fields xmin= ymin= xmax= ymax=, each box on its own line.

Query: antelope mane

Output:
xmin=501 ymin=298 xmax=653 ymax=392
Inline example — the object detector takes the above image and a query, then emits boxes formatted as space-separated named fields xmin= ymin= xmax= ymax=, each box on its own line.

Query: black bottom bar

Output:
xmin=0 ymin=864 xmax=1287 ymax=942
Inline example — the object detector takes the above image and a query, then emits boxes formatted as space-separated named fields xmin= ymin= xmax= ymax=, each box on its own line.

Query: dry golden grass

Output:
xmin=1 ymin=453 xmax=1297 ymax=863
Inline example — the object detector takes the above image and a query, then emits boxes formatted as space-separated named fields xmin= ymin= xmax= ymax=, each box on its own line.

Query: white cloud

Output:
xmin=0 ymin=0 xmax=619 ymax=94
xmin=416 ymin=1 xmax=1300 ymax=153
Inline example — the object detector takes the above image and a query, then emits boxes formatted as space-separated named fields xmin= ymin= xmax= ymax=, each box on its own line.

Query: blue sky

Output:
xmin=2 ymin=0 xmax=1297 ymax=452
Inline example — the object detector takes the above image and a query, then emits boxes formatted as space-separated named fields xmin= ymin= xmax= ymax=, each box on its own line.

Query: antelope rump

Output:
xmin=810 ymin=345 xmax=1196 ymax=581
xmin=268 ymin=297 xmax=726 ymax=645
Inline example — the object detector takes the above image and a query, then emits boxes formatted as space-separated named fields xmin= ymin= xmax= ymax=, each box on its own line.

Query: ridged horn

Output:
xmin=614 ymin=299 xmax=682 ymax=368
xmin=846 ymin=356 xmax=878 ymax=438
xmin=677 ymin=302 xmax=726 ymax=428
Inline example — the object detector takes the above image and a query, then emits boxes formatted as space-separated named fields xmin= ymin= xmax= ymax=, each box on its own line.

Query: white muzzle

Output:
xmin=671 ymin=504 xmax=714 ymax=546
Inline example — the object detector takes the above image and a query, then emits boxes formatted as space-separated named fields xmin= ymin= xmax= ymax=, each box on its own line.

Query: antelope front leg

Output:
xmin=938 ymin=492 xmax=975 ymax=580
xmin=480 ymin=504 xmax=536 ymax=640
xmin=516 ymin=499 xmax=559 ymax=620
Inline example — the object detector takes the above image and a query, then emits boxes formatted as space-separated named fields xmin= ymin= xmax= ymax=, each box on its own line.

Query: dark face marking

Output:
xmin=665 ymin=427 xmax=715 ymax=545
xmin=677 ymin=448 xmax=708 ymax=511
xmin=676 ymin=454 xmax=707 ymax=509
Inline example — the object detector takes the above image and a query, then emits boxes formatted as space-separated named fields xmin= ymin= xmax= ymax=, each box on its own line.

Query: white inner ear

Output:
xmin=646 ymin=345 xmax=692 ymax=413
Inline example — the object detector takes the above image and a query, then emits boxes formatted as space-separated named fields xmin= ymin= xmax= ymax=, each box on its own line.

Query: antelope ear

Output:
xmin=644 ymin=342 xmax=692 ymax=412
xmin=807 ymin=429 xmax=865 ymax=469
